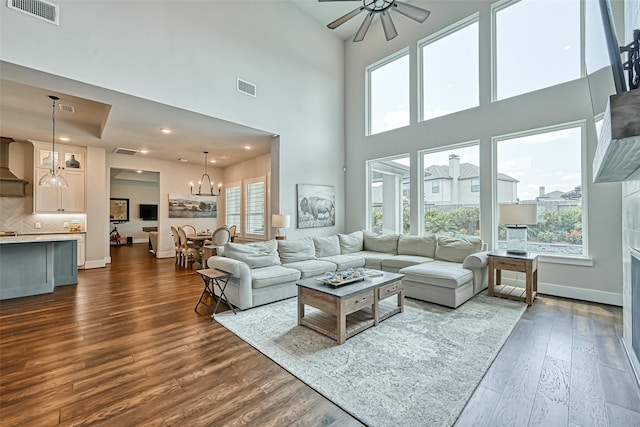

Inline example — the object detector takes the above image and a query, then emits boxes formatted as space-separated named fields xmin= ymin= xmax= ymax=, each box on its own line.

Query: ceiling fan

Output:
xmin=321 ymin=0 xmax=431 ymax=42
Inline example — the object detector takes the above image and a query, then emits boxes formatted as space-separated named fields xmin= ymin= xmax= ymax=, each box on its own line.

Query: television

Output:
xmin=139 ymin=204 xmax=158 ymax=221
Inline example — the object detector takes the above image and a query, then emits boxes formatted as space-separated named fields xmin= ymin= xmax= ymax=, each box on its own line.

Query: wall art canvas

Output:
xmin=109 ymin=198 xmax=129 ymax=222
xmin=297 ymin=184 xmax=335 ymax=229
xmin=168 ymin=194 xmax=217 ymax=218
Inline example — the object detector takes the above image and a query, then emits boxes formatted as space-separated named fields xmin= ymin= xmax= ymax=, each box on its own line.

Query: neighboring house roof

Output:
xmin=424 ymin=163 xmax=518 ymax=182
xmin=537 ymin=190 xmax=565 ymax=200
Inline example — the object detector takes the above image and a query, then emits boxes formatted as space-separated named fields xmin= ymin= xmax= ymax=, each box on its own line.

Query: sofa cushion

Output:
xmin=339 ymin=231 xmax=364 ymax=254
xmin=435 ymin=237 xmax=483 ymax=263
xmin=400 ymin=262 xmax=473 ymax=289
xmin=313 ymin=235 xmax=341 ymax=258
xmin=224 ymin=240 xmax=280 ymax=269
xmin=350 ymin=250 xmax=397 ymax=270
xmin=397 ymin=235 xmax=437 ymax=258
xmin=363 ymin=231 xmax=399 ymax=254
xmin=318 ymin=254 xmax=365 ymax=270
xmin=283 ymin=259 xmax=337 ymax=279
xmin=251 ymin=265 xmax=301 ymax=289
xmin=381 ymin=255 xmax=435 ymax=271
xmin=278 ymin=237 xmax=315 ymax=263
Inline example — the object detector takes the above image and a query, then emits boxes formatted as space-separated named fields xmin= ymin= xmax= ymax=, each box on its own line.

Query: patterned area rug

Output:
xmin=215 ymin=293 xmax=526 ymax=427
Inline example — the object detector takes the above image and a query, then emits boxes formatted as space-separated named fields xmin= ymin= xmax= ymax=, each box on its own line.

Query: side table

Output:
xmin=487 ymin=251 xmax=538 ymax=306
xmin=195 ymin=268 xmax=237 ymax=320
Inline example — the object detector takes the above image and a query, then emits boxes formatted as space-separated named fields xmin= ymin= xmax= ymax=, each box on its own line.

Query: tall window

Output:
xmin=367 ymin=155 xmax=410 ymax=234
xmin=245 ymin=177 xmax=265 ymax=237
xmin=367 ymin=50 xmax=410 ymax=135
xmin=225 ymin=184 xmax=241 ymax=234
xmin=421 ymin=144 xmax=481 ymax=238
xmin=420 ymin=14 xmax=479 ymax=121
xmin=495 ymin=123 xmax=586 ymax=256
xmin=493 ymin=0 xmax=581 ymax=100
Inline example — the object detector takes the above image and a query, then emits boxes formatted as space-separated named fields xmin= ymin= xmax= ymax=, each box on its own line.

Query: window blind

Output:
xmin=225 ymin=186 xmax=241 ymax=234
xmin=245 ymin=181 xmax=265 ymax=235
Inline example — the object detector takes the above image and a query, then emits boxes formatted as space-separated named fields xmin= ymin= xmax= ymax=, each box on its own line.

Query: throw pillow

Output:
xmin=338 ymin=231 xmax=364 ymax=254
xmin=363 ymin=231 xmax=399 ymax=254
xmin=435 ymin=237 xmax=483 ymax=263
xmin=398 ymin=235 xmax=437 ymax=258
xmin=278 ymin=237 xmax=315 ymax=263
xmin=313 ymin=235 xmax=341 ymax=258
xmin=224 ymin=240 xmax=280 ymax=269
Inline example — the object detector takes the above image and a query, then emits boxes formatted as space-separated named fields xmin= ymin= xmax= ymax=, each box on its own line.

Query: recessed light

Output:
xmin=178 ymin=158 xmax=188 ymax=162
xmin=161 ymin=128 xmax=172 ymax=134
xmin=209 ymin=159 xmax=216 ymax=164
xmin=139 ymin=149 xmax=149 ymax=154
xmin=59 ymin=137 xmax=70 ymax=141
xmin=136 ymin=170 xmax=143 ymax=174
xmin=244 ymin=145 xmax=251 ymax=150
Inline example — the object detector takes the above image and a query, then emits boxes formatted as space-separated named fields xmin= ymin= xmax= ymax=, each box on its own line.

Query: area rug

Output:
xmin=215 ymin=294 xmax=526 ymax=427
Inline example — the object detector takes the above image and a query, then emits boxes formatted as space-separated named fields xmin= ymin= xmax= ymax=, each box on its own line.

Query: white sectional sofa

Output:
xmin=207 ymin=231 xmax=489 ymax=310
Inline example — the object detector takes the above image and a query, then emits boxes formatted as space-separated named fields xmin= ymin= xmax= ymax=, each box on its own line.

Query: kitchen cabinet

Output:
xmin=32 ymin=142 xmax=86 ymax=213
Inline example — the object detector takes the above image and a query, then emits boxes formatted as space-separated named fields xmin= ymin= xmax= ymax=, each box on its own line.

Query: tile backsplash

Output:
xmin=0 ymin=196 xmax=85 ymax=233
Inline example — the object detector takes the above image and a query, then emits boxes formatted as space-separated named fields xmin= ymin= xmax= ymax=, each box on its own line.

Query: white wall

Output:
xmin=343 ymin=0 xmax=624 ymax=303
xmin=1 ymin=0 xmax=345 ymax=263
xmin=110 ymin=174 xmax=159 ymax=243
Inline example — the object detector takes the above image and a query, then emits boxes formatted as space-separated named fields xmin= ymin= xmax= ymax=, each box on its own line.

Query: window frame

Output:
xmin=365 ymin=48 xmax=410 ymax=136
xmin=432 ymin=180 xmax=440 ymax=194
xmin=418 ymin=12 xmax=480 ymax=123
xmin=365 ymin=153 xmax=411 ymax=234
xmin=244 ymin=176 xmax=266 ymax=239
xmin=471 ymin=178 xmax=480 ymax=193
xmin=224 ymin=181 xmax=242 ymax=235
xmin=491 ymin=120 xmax=589 ymax=258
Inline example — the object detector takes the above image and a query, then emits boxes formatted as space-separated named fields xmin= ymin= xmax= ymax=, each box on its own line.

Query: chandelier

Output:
xmin=38 ymin=95 xmax=68 ymax=188
xmin=190 ymin=151 xmax=221 ymax=196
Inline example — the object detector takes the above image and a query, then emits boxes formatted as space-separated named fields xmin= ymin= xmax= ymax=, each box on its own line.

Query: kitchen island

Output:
xmin=0 ymin=234 xmax=81 ymax=300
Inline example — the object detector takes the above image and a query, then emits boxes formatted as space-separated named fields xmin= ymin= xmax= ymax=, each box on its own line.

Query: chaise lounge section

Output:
xmin=207 ymin=231 xmax=489 ymax=310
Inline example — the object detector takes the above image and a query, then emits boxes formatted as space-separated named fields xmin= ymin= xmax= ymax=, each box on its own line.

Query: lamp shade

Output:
xmin=272 ymin=214 xmax=291 ymax=228
xmin=499 ymin=204 xmax=537 ymax=225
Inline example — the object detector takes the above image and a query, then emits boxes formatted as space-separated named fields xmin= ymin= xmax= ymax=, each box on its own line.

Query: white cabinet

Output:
xmin=32 ymin=142 xmax=86 ymax=213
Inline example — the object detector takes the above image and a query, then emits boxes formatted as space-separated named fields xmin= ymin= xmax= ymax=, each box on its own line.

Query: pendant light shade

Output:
xmin=39 ymin=95 xmax=68 ymax=188
xmin=190 ymin=151 xmax=221 ymax=196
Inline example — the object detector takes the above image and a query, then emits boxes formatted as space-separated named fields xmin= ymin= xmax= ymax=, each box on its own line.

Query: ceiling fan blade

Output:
xmin=353 ymin=12 xmax=374 ymax=42
xmin=392 ymin=1 xmax=431 ymax=23
xmin=380 ymin=11 xmax=398 ymax=41
xmin=327 ymin=6 xmax=365 ymax=29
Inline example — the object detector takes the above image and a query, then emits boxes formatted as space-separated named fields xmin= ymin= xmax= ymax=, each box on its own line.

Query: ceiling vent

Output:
xmin=7 ymin=0 xmax=59 ymax=25
xmin=59 ymin=104 xmax=75 ymax=113
xmin=113 ymin=147 xmax=139 ymax=156
xmin=237 ymin=78 xmax=256 ymax=97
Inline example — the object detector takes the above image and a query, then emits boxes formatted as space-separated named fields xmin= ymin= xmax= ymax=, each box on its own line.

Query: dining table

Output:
xmin=187 ymin=234 xmax=211 ymax=269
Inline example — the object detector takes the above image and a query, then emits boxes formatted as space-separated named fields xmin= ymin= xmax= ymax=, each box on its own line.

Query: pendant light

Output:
xmin=190 ymin=151 xmax=221 ymax=196
xmin=38 ymin=95 xmax=68 ymax=188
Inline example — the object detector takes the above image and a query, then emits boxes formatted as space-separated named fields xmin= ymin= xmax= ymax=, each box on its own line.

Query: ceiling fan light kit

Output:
xmin=322 ymin=0 xmax=431 ymax=42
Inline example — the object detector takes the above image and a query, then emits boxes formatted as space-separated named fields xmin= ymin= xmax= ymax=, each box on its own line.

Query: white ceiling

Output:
xmin=0 ymin=1 xmax=420 ymax=168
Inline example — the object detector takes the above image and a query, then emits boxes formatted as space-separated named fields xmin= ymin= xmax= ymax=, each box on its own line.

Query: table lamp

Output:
xmin=499 ymin=203 xmax=537 ymax=255
xmin=272 ymin=214 xmax=291 ymax=240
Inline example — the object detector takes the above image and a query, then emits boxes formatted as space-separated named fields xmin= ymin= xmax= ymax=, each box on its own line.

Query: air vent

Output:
xmin=113 ymin=148 xmax=139 ymax=156
xmin=59 ymin=104 xmax=75 ymax=113
xmin=7 ymin=0 xmax=59 ymax=25
xmin=237 ymin=78 xmax=256 ymax=97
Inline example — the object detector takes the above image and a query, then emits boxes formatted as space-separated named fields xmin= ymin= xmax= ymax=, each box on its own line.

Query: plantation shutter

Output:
xmin=225 ymin=185 xmax=241 ymax=234
xmin=245 ymin=180 xmax=265 ymax=236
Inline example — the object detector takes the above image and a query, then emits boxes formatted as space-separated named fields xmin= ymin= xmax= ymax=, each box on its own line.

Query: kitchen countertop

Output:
xmin=0 ymin=234 xmax=83 ymax=244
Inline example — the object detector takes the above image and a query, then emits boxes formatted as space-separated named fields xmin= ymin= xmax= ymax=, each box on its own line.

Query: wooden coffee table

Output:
xmin=296 ymin=271 xmax=404 ymax=344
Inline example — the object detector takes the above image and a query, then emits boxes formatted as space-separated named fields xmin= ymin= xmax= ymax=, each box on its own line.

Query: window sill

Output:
xmin=538 ymin=254 xmax=593 ymax=267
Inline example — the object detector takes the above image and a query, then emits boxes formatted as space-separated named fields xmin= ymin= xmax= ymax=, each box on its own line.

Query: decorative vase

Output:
xmin=42 ymin=152 xmax=54 ymax=166
xmin=66 ymin=154 xmax=80 ymax=168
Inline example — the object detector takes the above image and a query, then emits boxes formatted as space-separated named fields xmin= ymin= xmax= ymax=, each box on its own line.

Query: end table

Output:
xmin=195 ymin=268 xmax=237 ymax=320
xmin=487 ymin=252 xmax=538 ymax=306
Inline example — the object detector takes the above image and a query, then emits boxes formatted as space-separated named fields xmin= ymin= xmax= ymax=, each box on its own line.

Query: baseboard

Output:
xmin=83 ymin=259 xmax=107 ymax=269
xmin=156 ymin=250 xmax=175 ymax=259
xmin=499 ymin=277 xmax=622 ymax=306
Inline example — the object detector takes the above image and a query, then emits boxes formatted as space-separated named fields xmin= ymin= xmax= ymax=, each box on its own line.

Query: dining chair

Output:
xmin=170 ymin=226 xmax=182 ymax=265
xmin=177 ymin=226 xmax=197 ymax=268
xmin=210 ymin=226 xmax=231 ymax=246
xmin=228 ymin=225 xmax=237 ymax=242
xmin=181 ymin=224 xmax=197 ymax=237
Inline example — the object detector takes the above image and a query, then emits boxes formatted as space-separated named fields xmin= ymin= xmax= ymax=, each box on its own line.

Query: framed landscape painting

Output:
xmin=168 ymin=194 xmax=217 ymax=218
xmin=297 ymin=184 xmax=335 ymax=229
xmin=109 ymin=198 xmax=129 ymax=222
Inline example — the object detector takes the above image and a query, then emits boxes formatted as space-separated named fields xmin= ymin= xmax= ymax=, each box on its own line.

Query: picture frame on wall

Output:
xmin=297 ymin=184 xmax=335 ymax=229
xmin=168 ymin=194 xmax=218 ymax=218
xmin=109 ymin=198 xmax=130 ymax=222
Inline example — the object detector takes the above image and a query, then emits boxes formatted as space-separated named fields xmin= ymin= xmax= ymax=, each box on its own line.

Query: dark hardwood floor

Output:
xmin=1 ymin=244 xmax=639 ymax=426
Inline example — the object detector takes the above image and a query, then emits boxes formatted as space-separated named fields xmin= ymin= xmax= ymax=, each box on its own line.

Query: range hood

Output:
xmin=593 ymin=89 xmax=640 ymax=183
xmin=0 ymin=137 xmax=29 ymax=197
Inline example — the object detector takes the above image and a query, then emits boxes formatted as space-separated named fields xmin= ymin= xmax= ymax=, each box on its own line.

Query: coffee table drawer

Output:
xmin=378 ymin=280 xmax=403 ymax=300
xmin=344 ymin=290 xmax=375 ymax=313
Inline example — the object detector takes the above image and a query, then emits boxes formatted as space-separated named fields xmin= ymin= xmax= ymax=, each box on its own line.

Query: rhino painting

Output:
xmin=297 ymin=184 xmax=336 ymax=228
